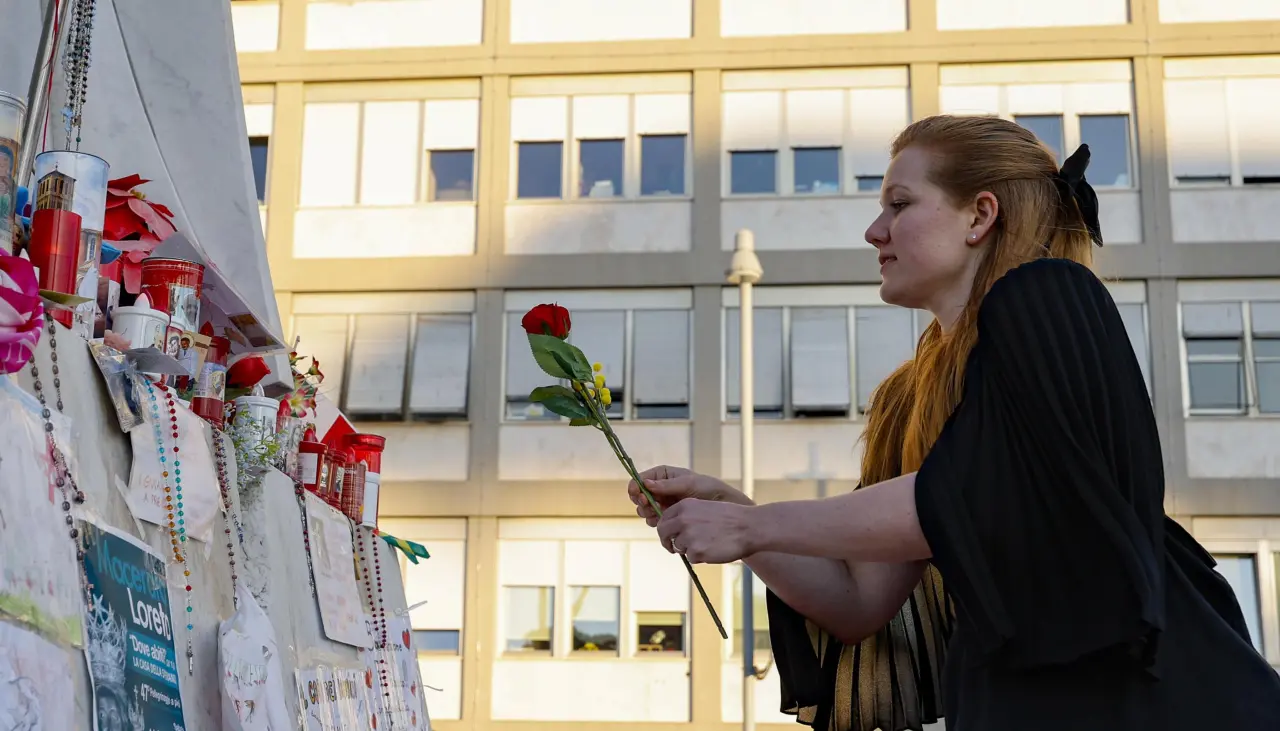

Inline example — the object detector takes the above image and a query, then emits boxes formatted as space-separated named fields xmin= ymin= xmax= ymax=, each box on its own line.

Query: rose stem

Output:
xmin=580 ymin=386 xmax=728 ymax=640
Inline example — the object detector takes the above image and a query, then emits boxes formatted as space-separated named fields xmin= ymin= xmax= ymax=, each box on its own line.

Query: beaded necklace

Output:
xmin=357 ymin=527 xmax=393 ymax=713
xmin=62 ymin=0 xmax=96 ymax=149
xmin=143 ymin=379 xmax=195 ymax=674
xmin=27 ymin=319 xmax=92 ymax=607
xmin=212 ymin=434 xmax=243 ymax=604
xmin=294 ymin=480 xmax=317 ymax=597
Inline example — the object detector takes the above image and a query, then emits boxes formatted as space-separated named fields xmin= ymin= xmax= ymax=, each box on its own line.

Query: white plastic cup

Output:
xmin=233 ymin=394 xmax=279 ymax=434
xmin=111 ymin=304 xmax=170 ymax=351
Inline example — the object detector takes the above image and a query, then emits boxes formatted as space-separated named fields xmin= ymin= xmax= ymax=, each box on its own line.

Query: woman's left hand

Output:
xmin=656 ymin=499 xmax=757 ymax=564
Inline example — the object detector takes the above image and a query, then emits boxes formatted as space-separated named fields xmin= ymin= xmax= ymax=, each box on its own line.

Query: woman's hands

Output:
xmin=656 ymin=499 xmax=759 ymax=564
xmin=627 ymin=465 xmax=753 ymax=527
xmin=628 ymin=465 xmax=760 ymax=564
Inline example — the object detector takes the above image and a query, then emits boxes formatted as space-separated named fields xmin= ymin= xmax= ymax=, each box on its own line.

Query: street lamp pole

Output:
xmin=728 ymin=229 xmax=763 ymax=731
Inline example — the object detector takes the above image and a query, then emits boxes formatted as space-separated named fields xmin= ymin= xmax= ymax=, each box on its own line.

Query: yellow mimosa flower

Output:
xmin=600 ymin=387 xmax=612 ymax=406
xmin=592 ymin=362 xmax=603 ymax=372
xmin=594 ymin=374 xmax=606 ymax=389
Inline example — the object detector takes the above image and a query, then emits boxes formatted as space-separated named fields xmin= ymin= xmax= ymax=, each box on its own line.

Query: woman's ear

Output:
xmin=967 ymin=191 xmax=999 ymax=246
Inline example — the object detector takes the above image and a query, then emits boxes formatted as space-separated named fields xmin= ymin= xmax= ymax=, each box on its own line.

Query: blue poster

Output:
xmin=81 ymin=521 xmax=187 ymax=731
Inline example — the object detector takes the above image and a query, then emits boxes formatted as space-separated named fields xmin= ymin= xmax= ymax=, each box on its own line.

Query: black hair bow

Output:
xmin=1055 ymin=144 xmax=1104 ymax=247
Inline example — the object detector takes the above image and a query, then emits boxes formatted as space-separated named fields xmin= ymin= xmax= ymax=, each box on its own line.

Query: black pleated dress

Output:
xmin=767 ymin=258 xmax=1280 ymax=731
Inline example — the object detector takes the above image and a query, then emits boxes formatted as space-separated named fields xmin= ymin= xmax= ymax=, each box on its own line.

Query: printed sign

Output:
xmin=81 ymin=522 xmax=186 ymax=731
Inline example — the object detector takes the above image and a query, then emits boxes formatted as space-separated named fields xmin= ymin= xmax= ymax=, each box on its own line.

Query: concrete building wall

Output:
xmin=231 ymin=0 xmax=1280 ymax=727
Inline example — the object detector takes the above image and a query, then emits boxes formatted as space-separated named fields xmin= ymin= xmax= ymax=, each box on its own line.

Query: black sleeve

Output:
xmin=915 ymin=258 xmax=1167 ymax=670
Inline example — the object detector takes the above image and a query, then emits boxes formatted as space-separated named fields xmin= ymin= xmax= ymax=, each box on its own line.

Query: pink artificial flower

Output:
xmin=0 ymin=251 xmax=44 ymax=374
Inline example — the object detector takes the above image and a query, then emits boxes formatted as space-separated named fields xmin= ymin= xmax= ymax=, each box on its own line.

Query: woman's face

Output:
xmin=864 ymin=146 xmax=996 ymax=325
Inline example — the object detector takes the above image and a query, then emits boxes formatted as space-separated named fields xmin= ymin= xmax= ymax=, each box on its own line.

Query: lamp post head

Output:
xmin=727 ymin=229 xmax=763 ymax=285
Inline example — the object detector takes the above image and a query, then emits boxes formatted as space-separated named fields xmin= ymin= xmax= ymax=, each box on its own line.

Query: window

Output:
xmin=510 ymin=0 xmax=693 ymax=43
xmin=1196 ymin=531 xmax=1280 ymax=668
xmin=578 ymin=139 xmax=624 ymax=198
xmin=1014 ymin=114 xmax=1065 ymax=162
xmin=793 ymin=148 xmax=841 ymax=194
xmin=730 ymin=151 xmax=777 ymax=194
xmin=428 ymin=150 xmax=475 ymax=202
xmin=1115 ymin=303 xmax=1153 ymax=393
xmin=511 ymin=92 xmax=691 ymax=202
xmin=1213 ymin=555 xmax=1263 ymax=653
xmin=305 ymin=0 xmax=484 ymax=50
xmin=391 ymin=518 xmax=467 ymax=669
xmin=517 ymin=142 xmax=564 ymax=199
xmin=721 ymin=0 xmax=906 ymax=36
xmin=1079 ymin=115 xmax=1132 ymax=187
xmin=725 ymin=302 xmax=926 ymax=419
xmin=856 ymin=176 xmax=884 ymax=192
xmin=498 ymin=522 xmax=691 ymax=660
xmin=636 ymin=611 xmax=686 ymax=653
xmin=505 ymin=304 xmax=691 ymax=421
xmin=1251 ymin=302 xmax=1280 ymax=414
xmin=293 ymin=309 xmax=472 ymax=421
xmin=1186 ymin=337 xmax=1245 ymax=412
xmin=640 ymin=135 xmax=686 ymax=196
xmin=1165 ymin=74 xmax=1280 ymax=187
xmin=571 ymin=586 xmax=621 ymax=654
xmin=727 ymin=565 xmax=771 ymax=658
xmin=1016 ymin=112 xmax=1134 ymax=183
xmin=940 ymin=65 xmax=1136 ymax=189
xmin=722 ymin=80 xmax=909 ymax=198
xmin=414 ymin=630 xmax=462 ymax=653
xmin=1182 ymin=300 xmax=1280 ymax=415
xmin=248 ymin=136 xmax=269 ymax=203
xmin=300 ymin=98 xmax=479 ymax=207
xmin=505 ymin=586 xmax=555 ymax=652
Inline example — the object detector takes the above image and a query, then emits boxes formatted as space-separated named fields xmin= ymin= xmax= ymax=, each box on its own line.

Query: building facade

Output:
xmin=231 ymin=0 xmax=1280 ymax=727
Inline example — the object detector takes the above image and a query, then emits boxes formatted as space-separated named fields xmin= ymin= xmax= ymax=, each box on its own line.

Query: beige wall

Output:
xmin=235 ymin=0 xmax=1280 ymax=728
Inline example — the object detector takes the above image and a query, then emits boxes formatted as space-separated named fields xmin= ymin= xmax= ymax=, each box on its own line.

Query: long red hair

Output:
xmin=860 ymin=115 xmax=1097 ymax=485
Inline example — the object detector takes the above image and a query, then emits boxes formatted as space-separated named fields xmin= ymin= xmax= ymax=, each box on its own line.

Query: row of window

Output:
xmin=404 ymin=539 xmax=1275 ymax=665
xmin=232 ymin=0 xmax=1280 ymax=55
xmin=500 ymin=571 xmax=769 ymax=659
xmin=292 ymin=295 xmax=1280 ymax=423
xmin=249 ymin=65 xmax=1280 ymax=211
xmin=503 ymin=586 xmax=688 ymax=656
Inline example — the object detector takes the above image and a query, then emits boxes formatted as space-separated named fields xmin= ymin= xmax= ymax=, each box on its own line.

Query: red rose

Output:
xmin=521 ymin=303 xmax=571 ymax=339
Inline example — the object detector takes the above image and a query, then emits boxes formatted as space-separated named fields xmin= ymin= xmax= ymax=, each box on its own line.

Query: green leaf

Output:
xmin=527 ymin=334 xmax=593 ymax=381
xmin=539 ymin=394 xmax=592 ymax=421
xmin=529 ymin=385 xmax=577 ymax=404
xmin=568 ymin=418 xmax=595 ymax=427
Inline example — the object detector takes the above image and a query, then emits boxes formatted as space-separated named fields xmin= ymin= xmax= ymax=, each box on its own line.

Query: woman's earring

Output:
xmin=968 ymin=233 xmax=977 ymax=241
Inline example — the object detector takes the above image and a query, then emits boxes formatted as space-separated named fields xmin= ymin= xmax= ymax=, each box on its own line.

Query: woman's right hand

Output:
xmin=628 ymin=465 xmax=754 ymax=527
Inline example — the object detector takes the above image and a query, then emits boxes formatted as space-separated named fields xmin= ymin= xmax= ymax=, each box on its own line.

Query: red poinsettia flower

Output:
xmin=103 ymin=175 xmax=178 ymax=294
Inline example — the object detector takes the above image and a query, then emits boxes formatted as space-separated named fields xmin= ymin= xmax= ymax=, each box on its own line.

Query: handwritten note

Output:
xmin=126 ymin=385 xmax=220 ymax=543
xmin=0 ymin=384 xmax=84 ymax=646
xmin=304 ymin=494 xmax=372 ymax=648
